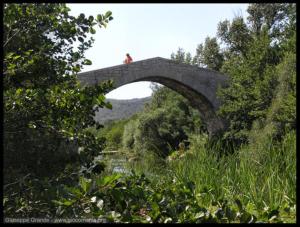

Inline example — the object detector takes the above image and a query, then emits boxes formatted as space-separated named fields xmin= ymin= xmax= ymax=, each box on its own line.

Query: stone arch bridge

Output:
xmin=77 ymin=57 xmax=228 ymax=136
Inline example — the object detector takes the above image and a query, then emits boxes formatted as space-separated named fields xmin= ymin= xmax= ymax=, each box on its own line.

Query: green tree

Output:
xmin=3 ymin=3 xmax=113 ymax=180
xmin=247 ymin=3 xmax=296 ymax=40
xmin=217 ymin=16 xmax=252 ymax=57
xmin=248 ymin=41 xmax=296 ymax=144
xmin=123 ymin=86 xmax=202 ymax=158
xmin=217 ymin=3 xmax=296 ymax=145
xmin=246 ymin=3 xmax=296 ymax=62
xmin=170 ymin=47 xmax=193 ymax=64
xmin=122 ymin=118 xmax=139 ymax=151
xmin=95 ymin=119 xmax=131 ymax=150
xmin=193 ymin=37 xmax=224 ymax=70
xmin=218 ymin=28 xmax=278 ymax=144
xmin=121 ymin=48 xmax=203 ymax=156
xmin=185 ymin=52 xmax=193 ymax=64
xmin=171 ymin=47 xmax=185 ymax=63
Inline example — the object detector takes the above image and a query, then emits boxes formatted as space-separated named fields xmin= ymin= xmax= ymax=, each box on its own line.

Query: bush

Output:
xmin=122 ymin=119 xmax=138 ymax=151
xmin=122 ymin=86 xmax=202 ymax=157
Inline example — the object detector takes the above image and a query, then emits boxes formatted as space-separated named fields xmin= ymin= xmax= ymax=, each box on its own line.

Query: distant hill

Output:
xmin=94 ymin=97 xmax=152 ymax=124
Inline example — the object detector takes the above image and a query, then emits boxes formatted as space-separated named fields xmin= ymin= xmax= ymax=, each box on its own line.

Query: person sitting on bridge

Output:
xmin=123 ymin=53 xmax=133 ymax=64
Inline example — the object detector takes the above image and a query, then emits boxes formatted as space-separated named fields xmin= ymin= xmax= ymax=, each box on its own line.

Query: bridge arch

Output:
xmin=78 ymin=57 xmax=228 ymax=136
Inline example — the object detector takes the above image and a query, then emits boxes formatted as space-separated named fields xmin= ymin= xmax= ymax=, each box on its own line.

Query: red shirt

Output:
xmin=125 ymin=56 xmax=133 ymax=64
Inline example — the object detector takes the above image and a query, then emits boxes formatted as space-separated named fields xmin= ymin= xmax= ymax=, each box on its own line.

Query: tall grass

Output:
xmin=167 ymin=130 xmax=296 ymax=210
xmin=124 ymin=150 xmax=171 ymax=184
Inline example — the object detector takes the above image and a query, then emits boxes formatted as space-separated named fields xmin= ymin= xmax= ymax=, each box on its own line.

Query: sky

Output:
xmin=68 ymin=3 xmax=249 ymax=99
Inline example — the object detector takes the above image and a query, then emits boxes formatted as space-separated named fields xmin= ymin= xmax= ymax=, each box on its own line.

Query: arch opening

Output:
xmin=105 ymin=81 xmax=153 ymax=100
xmin=105 ymin=76 xmax=225 ymax=136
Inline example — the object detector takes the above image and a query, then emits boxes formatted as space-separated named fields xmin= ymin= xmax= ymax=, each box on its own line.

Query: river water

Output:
xmin=94 ymin=152 xmax=130 ymax=174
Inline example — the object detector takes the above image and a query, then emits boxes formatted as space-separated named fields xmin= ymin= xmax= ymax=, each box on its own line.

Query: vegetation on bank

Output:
xmin=3 ymin=3 xmax=296 ymax=223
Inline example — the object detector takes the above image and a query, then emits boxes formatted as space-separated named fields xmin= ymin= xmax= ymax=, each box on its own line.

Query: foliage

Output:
xmin=217 ymin=16 xmax=252 ymax=57
xmin=102 ymin=120 xmax=127 ymax=150
xmin=5 ymin=124 xmax=296 ymax=223
xmin=118 ymin=3 xmax=296 ymax=223
xmin=267 ymin=51 xmax=296 ymax=133
xmin=216 ymin=3 xmax=296 ymax=145
xmin=3 ymin=3 xmax=113 ymax=180
xmin=4 ymin=164 xmax=296 ymax=223
xmin=3 ymin=3 xmax=296 ymax=224
xmin=247 ymin=49 xmax=296 ymax=146
xmin=122 ymin=87 xmax=202 ymax=157
xmin=90 ymin=118 xmax=132 ymax=151
xmin=246 ymin=3 xmax=296 ymax=41
xmin=170 ymin=47 xmax=193 ymax=64
xmin=121 ymin=47 xmax=204 ymax=157
xmin=218 ymin=28 xmax=278 ymax=144
xmin=192 ymin=37 xmax=224 ymax=70
xmin=122 ymin=119 xmax=139 ymax=151
xmin=166 ymin=130 xmax=296 ymax=223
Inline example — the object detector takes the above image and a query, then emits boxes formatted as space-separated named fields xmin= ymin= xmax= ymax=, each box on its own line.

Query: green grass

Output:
xmin=124 ymin=130 xmax=296 ymax=222
xmin=167 ymin=130 xmax=296 ymax=213
xmin=4 ymin=130 xmax=295 ymax=223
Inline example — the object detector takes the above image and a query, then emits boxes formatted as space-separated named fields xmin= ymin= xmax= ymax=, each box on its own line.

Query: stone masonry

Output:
xmin=77 ymin=57 xmax=229 ymax=136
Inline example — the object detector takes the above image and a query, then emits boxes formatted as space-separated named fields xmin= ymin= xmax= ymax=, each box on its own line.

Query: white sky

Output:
xmin=68 ymin=3 xmax=249 ymax=99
